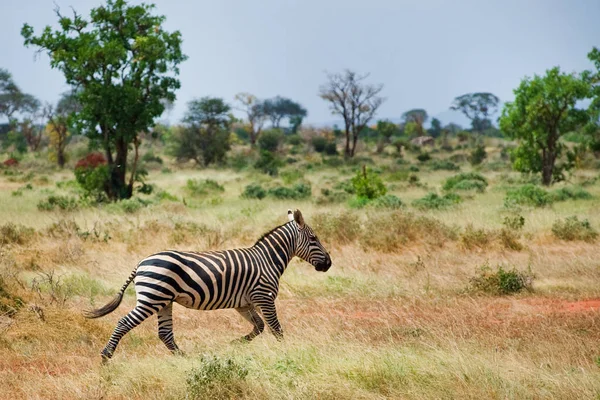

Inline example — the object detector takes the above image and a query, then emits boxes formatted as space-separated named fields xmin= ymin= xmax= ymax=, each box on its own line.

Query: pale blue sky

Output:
xmin=2 ymin=0 xmax=599 ymax=126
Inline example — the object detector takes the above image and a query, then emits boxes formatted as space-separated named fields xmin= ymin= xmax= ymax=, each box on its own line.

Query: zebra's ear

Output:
xmin=287 ymin=209 xmax=294 ymax=222
xmin=293 ymin=209 xmax=305 ymax=228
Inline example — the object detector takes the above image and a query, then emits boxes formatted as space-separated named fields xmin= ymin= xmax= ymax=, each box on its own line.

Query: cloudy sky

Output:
xmin=2 ymin=0 xmax=599 ymax=126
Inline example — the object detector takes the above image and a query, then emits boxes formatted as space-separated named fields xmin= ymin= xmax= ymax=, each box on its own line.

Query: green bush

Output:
xmin=550 ymin=186 xmax=593 ymax=202
xmin=286 ymin=134 xmax=303 ymax=146
xmin=268 ymin=183 xmax=312 ymax=200
xmin=280 ymin=169 xmax=304 ymax=185
xmin=370 ymin=194 xmax=404 ymax=209
xmin=37 ymin=195 xmax=79 ymax=211
xmin=241 ymin=184 xmax=267 ymax=200
xmin=409 ymin=165 xmax=420 ymax=172
xmin=74 ymin=164 xmax=110 ymax=199
xmin=316 ymin=188 xmax=349 ymax=204
xmin=141 ymin=150 xmax=163 ymax=164
xmin=416 ymin=152 xmax=431 ymax=162
xmin=351 ymin=166 xmax=387 ymax=200
xmin=258 ymin=129 xmax=283 ymax=152
xmin=469 ymin=144 xmax=487 ymax=165
xmin=186 ymin=355 xmax=249 ymax=399
xmin=186 ymin=179 xmax=225 ymax=196
xmin=412 ymin=192 xmax=462 ymax=210
xmin=431 ymin=160 xmax=460 ymax=171
xmin=443 ymin=172 xmax=488 ymax=192
xmin=503 ymin=214 xmax=525 ymax=231
xmin=504 ymin=184 xmax=551 ymax=208
xmin=255 ymin=150 xmax=283 ymax=176
xmin=469 ymin=263 xmax=534 ymax=295
xmin=551 ymin=216 xmax=598 ymax=242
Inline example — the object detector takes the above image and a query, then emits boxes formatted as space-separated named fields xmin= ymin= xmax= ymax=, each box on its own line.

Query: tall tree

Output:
xmin=46 ymin=91 xmax=82 ymax=167
xmin=172 ymin=97 xmax=232 ymax=165
xmin=586 ymin=47 xmax=600 ymax=154
xmin=319 ymin=70 xmax=384 ymax=158
xmin=450 ymin=92 xmax=500 ymax=134
xmin=401 ymin=109 xmax=428 ymax=137
xmin=0 ymin=68 xmax=40 ymax=121
xmin=429 ymin=117 xmax=442 ymax=138
xmin=234 ymin=92 xmax=267 ymax=146
xmin=499 ymin=67 xmax=590 ymax=185
xmin=262 ymin=96 xmax=307 ymax=129
xmin=375 ymin=120 xmax=398 ymax=153
xmin=22 ymin=0 xmax=186 ymax=200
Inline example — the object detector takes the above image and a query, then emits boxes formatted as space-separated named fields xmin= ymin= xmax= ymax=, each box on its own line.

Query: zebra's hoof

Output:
xmin=231 ymin=336 xmax=251 ymax=344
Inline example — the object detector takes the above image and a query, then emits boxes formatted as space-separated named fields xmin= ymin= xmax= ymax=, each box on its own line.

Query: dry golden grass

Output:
xmin=1 ymin=154 xmax=600 ymax=399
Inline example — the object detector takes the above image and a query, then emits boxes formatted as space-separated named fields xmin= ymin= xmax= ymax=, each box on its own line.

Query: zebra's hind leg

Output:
xmin=157 ymin=302 xmax=183 ymax=355
xmin=101 ymin=303 xmax=159 ymax=362
xmin=234 ymin=306 xmax=265 ymax=342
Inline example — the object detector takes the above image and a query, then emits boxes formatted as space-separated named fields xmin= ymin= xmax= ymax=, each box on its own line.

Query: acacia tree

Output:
xmin=319 ymin=70 xmax=384 ymax=158
xmin=499 ymin=67 xmax=590 ymax=185
xmin=172 ymin=97 xmax=232 ymax=165
xmin=234 ymin=93 xmax=267 ymax=146
xmin=586 ymin=47 xmax=600 ymax=154
xmin=22 ymin=0 xmax=186 ymax=200
xmin=0 ymin=68 xmax=40 ymax=122
xmin=450 ymin=92 xmax=500 ymax=134
xmin=401 ymin=109 xmax=428 ymax=137
xmin=262 ymin=96 xmax=307 ymax=129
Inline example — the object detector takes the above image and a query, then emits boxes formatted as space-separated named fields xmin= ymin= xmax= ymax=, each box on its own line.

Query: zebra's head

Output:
xmin=288 ymin=209 xmax=332 ymax=272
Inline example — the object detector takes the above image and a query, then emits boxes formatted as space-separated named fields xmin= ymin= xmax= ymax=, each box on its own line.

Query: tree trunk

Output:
xmin=344 ymin=126 xmax=351 ymax=158
xmin=109 ymin=136 xmax=132 ymax=200
xmin=350 ymin=132 xmax=359 ymax=157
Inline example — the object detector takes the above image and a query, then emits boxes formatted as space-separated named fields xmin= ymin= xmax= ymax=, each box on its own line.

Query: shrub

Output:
xmin=255 ymin=150 xmax=283 ymax=176
xmin=118 ymin=198 xmax=151 ymax=214
xmin=268 ymin=182 xmax=312 ymax=200
xmin=258 ymin=129 xmax=283 ymax=152
xmin=469 ymin=263 xmax=534 ymax=295
xmin=141 ymin=150 xmax=163 ymax=164
xmin=412 ymin=192 xmax=462 ymax=210
xmin=460 ymin=224 xmax=493 ymax=250
xmin=469 ymin=144 xmax=487 ymax=165
xmin=186 ymin=179 xmax=225 ymax=196
xmin=504 ymin=184 xmax=551 ymax=208
xmin=37 ymin=195 xmax=79 ymax=211
xmin=409 ymin=165 xmax=420 ymax=172
xmin=443 ymin=172 xmax=488 ymax=192
xmin=74 ymin=152 xmax=110 ymax=199
xmin=431 ymin=160 xmax=460 ymax=171
xmin=241 ymin=184 xmax=267 ymax=200
xmin=550 ymin=186 xmax=593 ymax=202
xmin=0 ymin=223 xmax=35 ymax=245
xmin=416 ymin=152 xmax=431 ymax=162
xmin=286 ymin=134 xmax=302 ymax=146
xmin=370 ymin=194 xmax=404 ymax=209
xmin=499 ymin=228 xmax=523 ymax=250
xmin=351 ymin=166 xmax=387 ymax=200
xmin=311 ymin=136 xmax=328 ymax=153
xmin=186 ymin=355 xmax=249 ymax=400
xmin=280 ymin=169 xmax=304 ymax=185
xmin=551 ymin=216 xmax=598 ymax=242
xmin=503 ymin=214 xmax=525 ymax=231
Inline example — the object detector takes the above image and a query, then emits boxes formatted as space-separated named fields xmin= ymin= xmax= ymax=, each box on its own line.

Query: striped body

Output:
xmin=84 ymin=210 xmax=331 ymax=361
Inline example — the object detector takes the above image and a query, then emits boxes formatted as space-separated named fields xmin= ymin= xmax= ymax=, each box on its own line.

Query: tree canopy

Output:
xmin=499 ymin=67 xmax=590 ymax=185
xmin=401 ymin=109 xmax=428 ymax=137
xmin=319 ymin=70 xmax=384 ymax=158
xmin=22 ymin=0 xmax=187 ymax=199
xmin=0 ymin=68 xmax=40 ymax=121
xmin=262 ymin=96 xmax=307 ymax=129
xmin=450 ymin=92 xmax=500 ymax=134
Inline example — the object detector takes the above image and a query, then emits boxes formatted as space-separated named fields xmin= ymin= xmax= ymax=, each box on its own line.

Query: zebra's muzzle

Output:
xmin=315 ymin=257 xmax=332 ymax=272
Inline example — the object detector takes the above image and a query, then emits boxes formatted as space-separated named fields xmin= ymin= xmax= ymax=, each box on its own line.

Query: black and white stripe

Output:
xmin=84 ymin=209 xmax=332 ymax=361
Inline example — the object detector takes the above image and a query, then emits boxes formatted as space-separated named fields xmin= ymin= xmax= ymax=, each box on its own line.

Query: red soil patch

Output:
xmin=557 ymin=300 xmax=600 ymax=312
xmin=522 ymin=298 xmax=600 ymax=314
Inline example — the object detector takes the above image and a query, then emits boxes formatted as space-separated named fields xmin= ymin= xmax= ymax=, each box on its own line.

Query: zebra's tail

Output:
xmin=83 ymin=267 xmax=138 ymax=319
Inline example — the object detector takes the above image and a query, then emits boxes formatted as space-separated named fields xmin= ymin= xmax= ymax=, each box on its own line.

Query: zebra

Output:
xmin=84 ymin=209 xmax=332 ymax=361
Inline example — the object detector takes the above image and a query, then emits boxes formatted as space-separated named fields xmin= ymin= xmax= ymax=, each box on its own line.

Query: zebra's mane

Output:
xmin=253 ymin=222 xmax=291 ymax=246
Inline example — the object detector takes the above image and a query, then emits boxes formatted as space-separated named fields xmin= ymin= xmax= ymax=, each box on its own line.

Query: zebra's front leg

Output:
xmin=157 ymin=302 xmax=182 ymax=355
xmin=234 ymin=306 xmax=265 ymax=342
xmin=257 ymin=301 xmax=283 ymax=341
